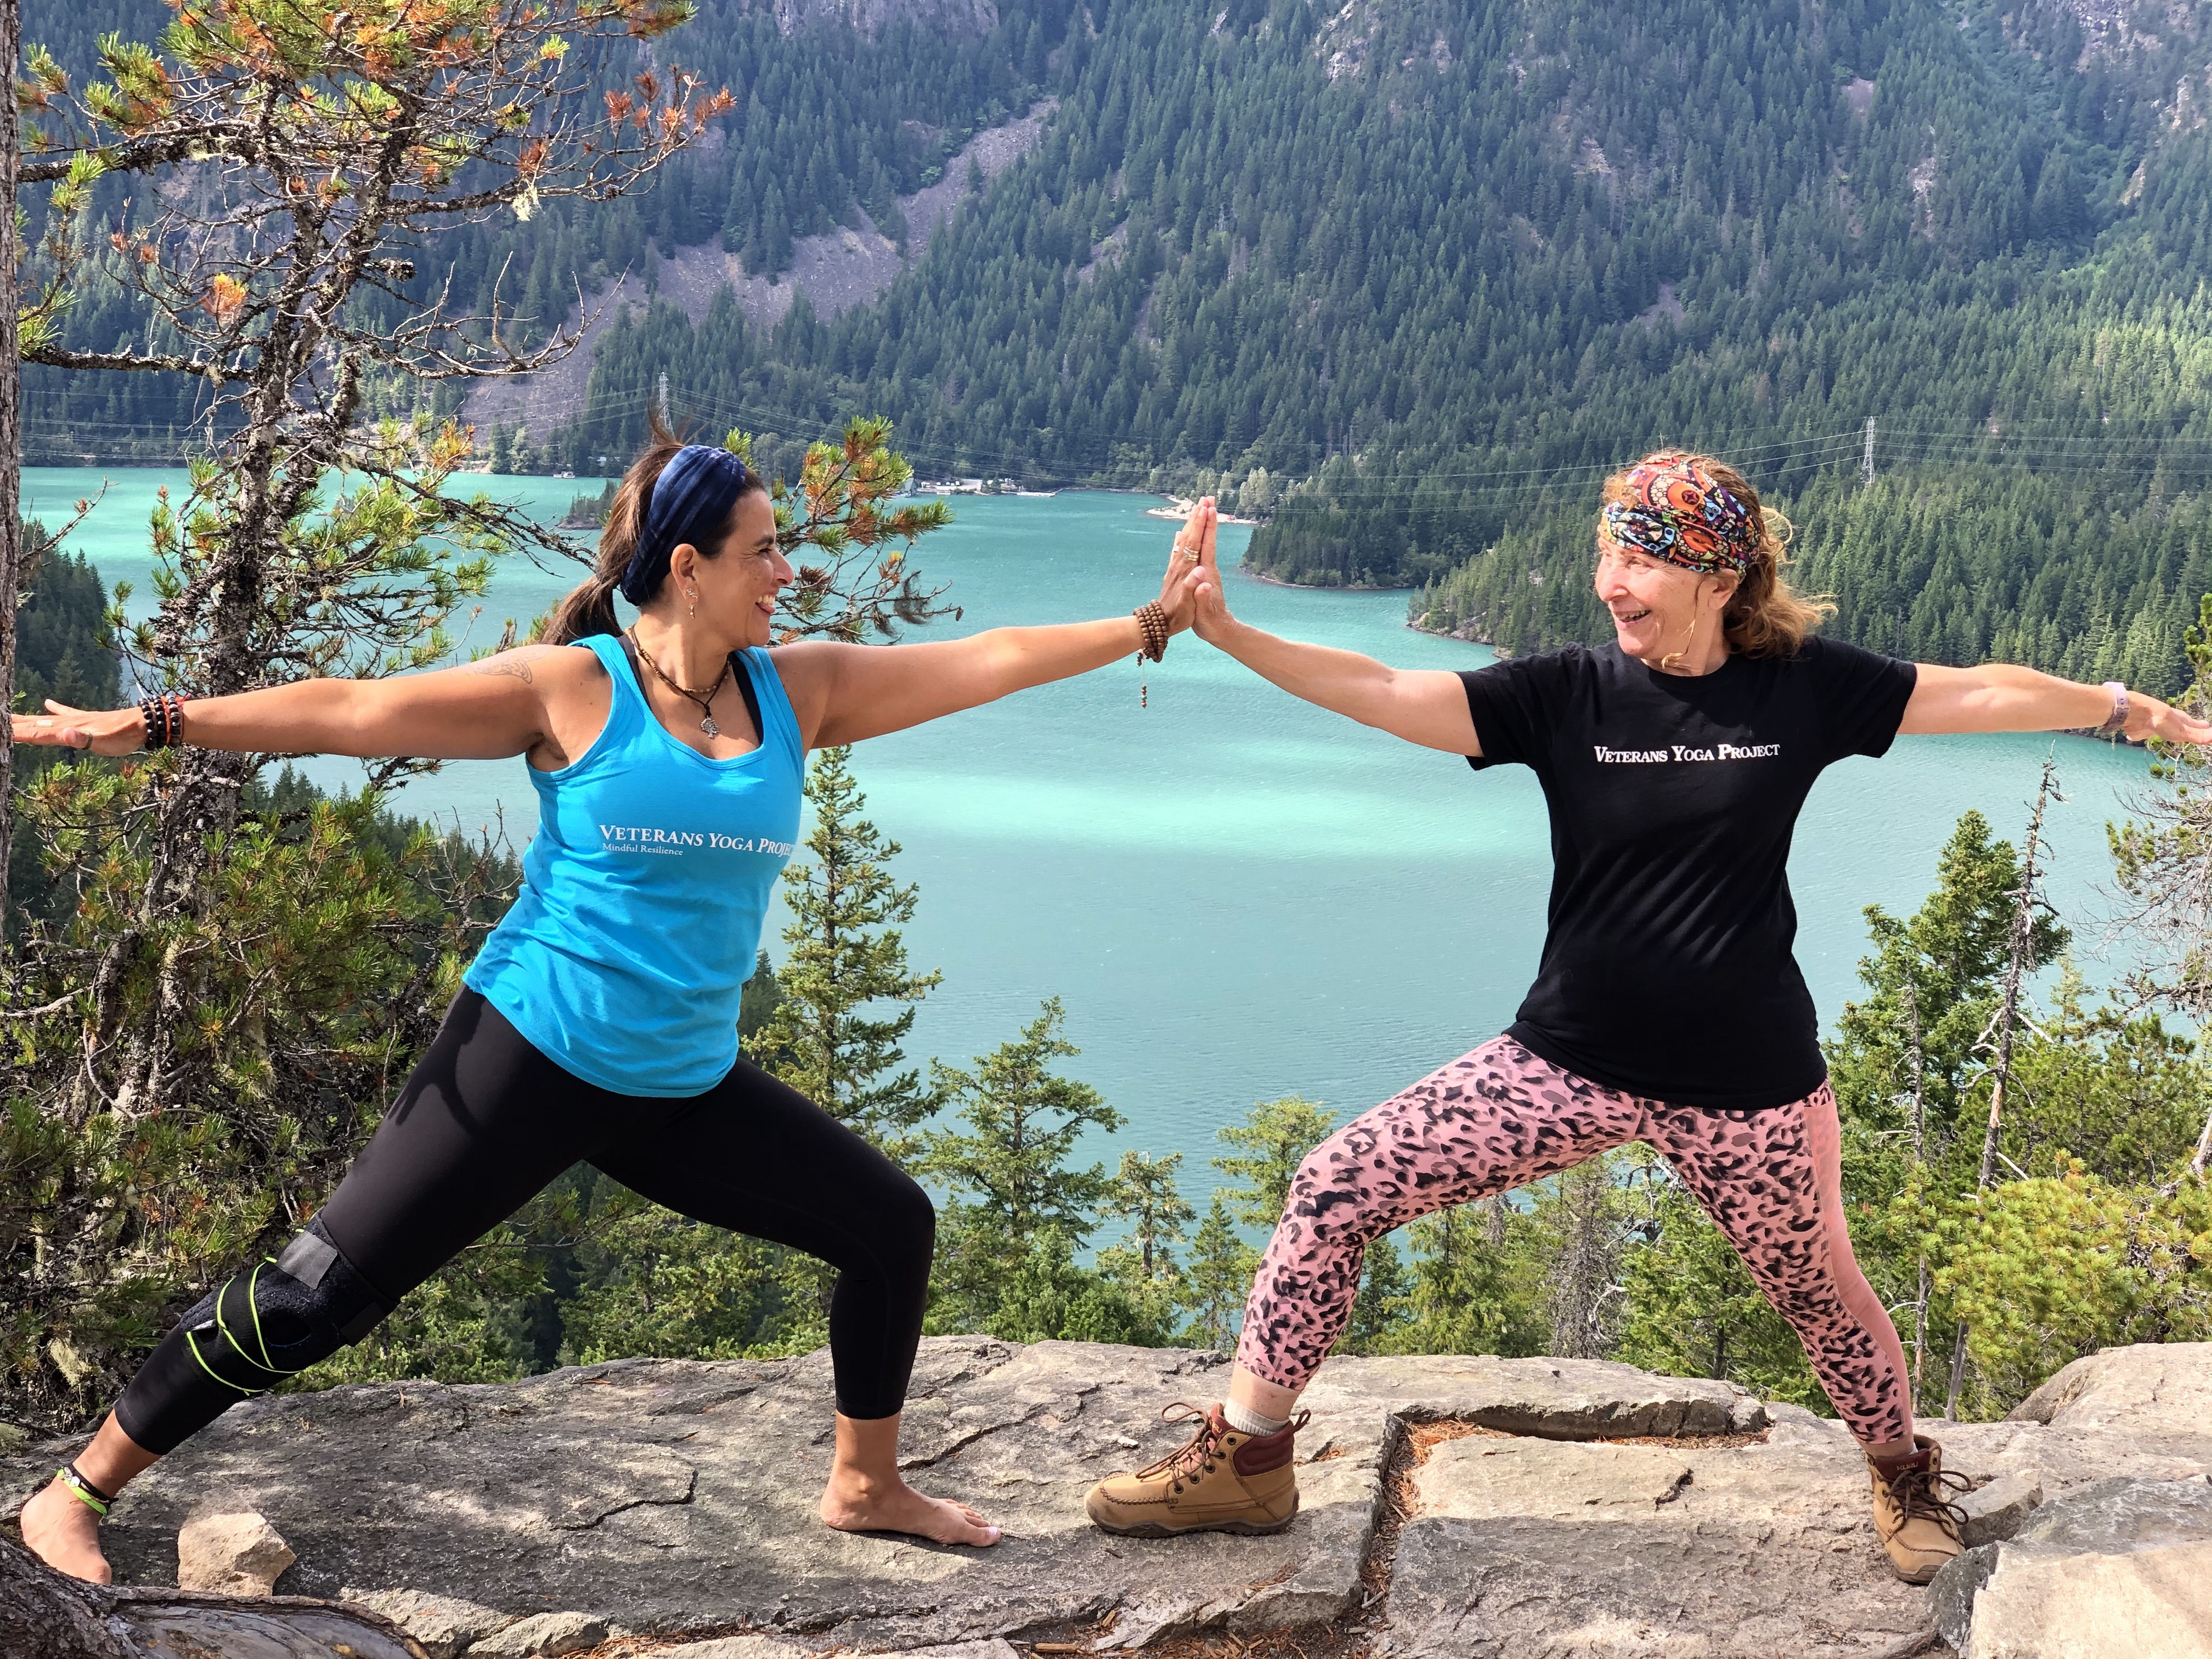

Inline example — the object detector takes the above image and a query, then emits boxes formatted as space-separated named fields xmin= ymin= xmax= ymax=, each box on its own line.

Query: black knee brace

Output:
xmin=115 ymin=1218 xmax=392 ymax=1454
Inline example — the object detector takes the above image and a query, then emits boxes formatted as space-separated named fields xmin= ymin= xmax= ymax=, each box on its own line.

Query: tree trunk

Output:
xmin=1544 ymin=1163 xmax=1619 ymax=1360
xmin=0 ymin=1537 xmax=424 ymax=1659
xmin=0 ymin=0 xmax=24 ymax=951
xmin=1945 ymin=758 xmax=2057 ymax=1420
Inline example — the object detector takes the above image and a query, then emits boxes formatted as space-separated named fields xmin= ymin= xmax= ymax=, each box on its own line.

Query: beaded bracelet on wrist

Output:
xmin=1132 ymin=601 xmax=1169 ymax=663
xmin=138 ymin=692 xmax=187 ymax=751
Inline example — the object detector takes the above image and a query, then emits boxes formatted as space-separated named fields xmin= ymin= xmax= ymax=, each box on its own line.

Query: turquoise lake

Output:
xmin=30 ymin=469 xmax=2163 ymax=1185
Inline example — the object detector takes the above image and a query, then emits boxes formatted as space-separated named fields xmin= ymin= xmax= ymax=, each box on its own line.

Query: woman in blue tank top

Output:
xmin=15 ymin=425 xmax=1207 ymax=1578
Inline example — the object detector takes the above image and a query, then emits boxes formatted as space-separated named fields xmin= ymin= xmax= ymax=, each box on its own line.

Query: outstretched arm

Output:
xmin=1901 ymin=662 xmax=2212 ymax=745
xmin=777 ymin=521 xmax=1205 ymax=749
xmin=10 ymin=646 xmax=563 ymax=760
xmin=1186 ymin=498 xmax=1480 ymax=754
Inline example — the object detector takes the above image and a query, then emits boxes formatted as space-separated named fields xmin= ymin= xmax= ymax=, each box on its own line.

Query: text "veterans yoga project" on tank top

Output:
xmin=465 ymin=633 xmax=805 ymax=1095
xmin=1459 ymin=638 xmax=1918 ymax=1111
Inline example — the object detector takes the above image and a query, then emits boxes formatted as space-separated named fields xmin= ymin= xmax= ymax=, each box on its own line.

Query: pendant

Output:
xmin=701 ymin=716 xmax=720 ymax=737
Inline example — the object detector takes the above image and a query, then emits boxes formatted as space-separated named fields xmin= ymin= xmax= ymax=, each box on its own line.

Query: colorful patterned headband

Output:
xmin=1599 ymin=456 xmax=1759 ymax=575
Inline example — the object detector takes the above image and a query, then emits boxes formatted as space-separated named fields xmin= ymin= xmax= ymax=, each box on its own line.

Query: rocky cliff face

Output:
xmin=459 ymin=100 xmax=1054 ymax=438
xmin=5 ymin=1339 xmax=2211 ymax=1658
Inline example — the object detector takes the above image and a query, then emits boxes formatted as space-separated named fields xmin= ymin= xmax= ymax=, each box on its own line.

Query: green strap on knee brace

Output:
xmin=185 ymin=1260 xmax=296 ymax=1396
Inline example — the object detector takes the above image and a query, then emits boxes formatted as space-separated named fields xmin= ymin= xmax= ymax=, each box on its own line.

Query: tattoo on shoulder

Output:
xmin=467 ymin=646 xmax=560 ymax=684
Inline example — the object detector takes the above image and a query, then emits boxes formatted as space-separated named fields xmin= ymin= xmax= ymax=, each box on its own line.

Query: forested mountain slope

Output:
xmin=21 ymin=0 xmax=2212 ymax=685
xmin=561 ymin=1 xmax=2212 ymax=483
xmin=18 ymin=0 xmax=1071 ymax=459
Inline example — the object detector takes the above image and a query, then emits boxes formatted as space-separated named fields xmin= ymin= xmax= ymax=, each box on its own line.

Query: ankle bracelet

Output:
xmin=57 ymin=1461 xmax=114 ymax=1516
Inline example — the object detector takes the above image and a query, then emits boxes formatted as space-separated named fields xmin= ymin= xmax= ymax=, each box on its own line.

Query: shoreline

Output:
xmin=1147 ymin=495 xmax=1260 ymax=527
xmin=1239 ymin=558 xmax=1417 ymax=595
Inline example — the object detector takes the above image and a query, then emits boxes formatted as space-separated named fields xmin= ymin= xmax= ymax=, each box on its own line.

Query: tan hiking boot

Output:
xmin=1085 ymin=1402 xmax=1308 ymax=1537
xmin=1867 ymin=1434 xmax=1969 ymax=1583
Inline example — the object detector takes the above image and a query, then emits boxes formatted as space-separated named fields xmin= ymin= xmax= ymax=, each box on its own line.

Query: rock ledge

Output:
xmin=8 ymin=1340 xmax=2212 ymax=1657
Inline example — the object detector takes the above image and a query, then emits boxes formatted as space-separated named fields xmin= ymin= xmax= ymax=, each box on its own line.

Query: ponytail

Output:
xmin=543 ymin=411 xmax=691 ymax=645
xmin=542 ymin=567 xmax=624 ymax=646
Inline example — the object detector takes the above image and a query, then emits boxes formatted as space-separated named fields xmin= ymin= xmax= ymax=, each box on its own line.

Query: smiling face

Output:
xmin=664 ymin=490 xmax=790 ymax=649
xmin=1593 ymin=537 xmax=1738 ymax=670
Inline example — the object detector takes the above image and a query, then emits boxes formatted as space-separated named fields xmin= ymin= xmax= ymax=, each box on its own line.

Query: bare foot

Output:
xmin=19 ymin=1476 xmax=114 ymax=1583
xmin=820 ymin=1475 xmax=1002 ymax=1547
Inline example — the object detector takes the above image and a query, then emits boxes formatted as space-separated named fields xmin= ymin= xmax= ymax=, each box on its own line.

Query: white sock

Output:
xmin=1223 ymin=1398 xmax=1290 ymax=1438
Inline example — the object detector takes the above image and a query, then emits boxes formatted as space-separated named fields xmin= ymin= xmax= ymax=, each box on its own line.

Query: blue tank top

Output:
xmin=463 ymin=634 xmax=805 ymax=1095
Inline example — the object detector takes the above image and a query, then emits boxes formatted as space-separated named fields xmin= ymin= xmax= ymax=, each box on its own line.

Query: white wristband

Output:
xmin=2097 ymin=681 xmax=2128 ymax=735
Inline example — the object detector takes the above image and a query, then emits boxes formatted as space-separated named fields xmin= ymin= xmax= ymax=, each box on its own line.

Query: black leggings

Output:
xmin=115 ymin=990 xmax=934 ymax=1453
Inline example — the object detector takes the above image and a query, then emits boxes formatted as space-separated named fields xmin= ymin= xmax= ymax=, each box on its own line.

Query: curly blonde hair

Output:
xmin=1598 ymin=450 xmax=1835 ymax=658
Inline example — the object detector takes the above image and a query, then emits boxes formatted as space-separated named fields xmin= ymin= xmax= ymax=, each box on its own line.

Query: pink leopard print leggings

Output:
xmin=1234 ymin=1036 xmax=1914 ymax=1447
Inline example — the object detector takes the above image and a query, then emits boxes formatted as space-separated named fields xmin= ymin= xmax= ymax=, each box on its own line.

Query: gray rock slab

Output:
xmin=2011 ymin=1472 xmax=2212 ymax=1549
xmin=112 ymin=1595 xmax=427 ymax=1659
xmin=648 ymin=1638 xmax=823 ymax=1659
xmin=2010 ymin=1342 xmax=2212 ymax=1437
xmin=1385 ymin=1416 xmax=1929 ymax=1658
xmin=465 ymin=1609 xmax=608 ymax=1657
xmin=0 ymin=1339 xmax=1390 ymax=1651
xmin=11 ymin=1340 xmax=2211 ymax=1655
xmin=1961 ymin=1541 xmax=2212 ymax=1658
xmin=1999 ymin=1342 xmax=2212 ymax=1486
xmin=1956 ymin=1470 xmax=2042 ymax=1549
xmin=1928 ymin=1544 xmax=2000 ymax=1655
xmin=1930 ymin=1476 xmax=2212 ymax=1655
xmin=176 ymin=1505 xmax=297 ymax=1596
xmin=341 ymin=1587 xmax=520 ymax=1658
xmin=1308 ymin=1352 xmax=1767 ymax=1440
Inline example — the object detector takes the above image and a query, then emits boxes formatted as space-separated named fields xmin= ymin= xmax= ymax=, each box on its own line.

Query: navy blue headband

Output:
xmin=620 ymin=445 xmax=753 ymax=605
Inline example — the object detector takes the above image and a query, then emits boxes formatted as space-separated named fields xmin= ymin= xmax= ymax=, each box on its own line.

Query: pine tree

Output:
xmin=1212 ymin=1095 xmax=1335 ymax=1230
xmin=920 ymin=998 xmax=1125 ymax=1332
xmin=751 ymin=746 xmax=941 ymax=1154
xmin=1096 ymin=1150 xmax=1194 ymax=1336
xmin=1339 ymin=1231 xmax=1412 ymax=1356
xmin=1829 ymin=810 xmax=2067 ymax=1167
xmin=737 ymin=949 xmax=782 ymax=1042
xmin=554 ymin=1180 xmax=788 ymax=1364
xmin=975 ymin=1227 xmax=1177 ymax=1347
xmin=1384 ymin=1201 xmax=1545 ymax=1359
xmin=1615 ymin=1187 xmax=1821 ymax=1410
xmin=1530 ymin=1155 xmax=1638 ymax=1361
xmin=1099 ymin=1150 xmax=1195 ymax=1283
xmin=1177 ymin=1195 xmax=1255 ymax=1352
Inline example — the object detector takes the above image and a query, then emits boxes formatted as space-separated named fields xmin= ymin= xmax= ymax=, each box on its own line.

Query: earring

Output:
xmin=687 ymin=590 xmax=698 ymax=617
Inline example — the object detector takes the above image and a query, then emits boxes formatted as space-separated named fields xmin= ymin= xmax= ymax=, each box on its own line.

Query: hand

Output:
xmin=1155 ymin=497 xmax=1212 ymax=634
xmin=12 ymin=701 xmax=146 ymax=756
xmin=2128 ymin=689 xmax=2212 ymax=746
xmin=1185 ymin=496 xmax=1235 ymax=644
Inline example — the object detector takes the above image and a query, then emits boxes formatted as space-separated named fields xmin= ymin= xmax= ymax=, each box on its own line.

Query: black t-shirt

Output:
xmin=1459 ymin=638 xmax=1917 ymax=1110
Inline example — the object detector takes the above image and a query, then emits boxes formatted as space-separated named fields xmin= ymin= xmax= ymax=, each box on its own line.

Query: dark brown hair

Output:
xmin=542 ymin=412 xmax=770 ymax=644
xmin=1598 ymin=450 xmax=1835 ymax=658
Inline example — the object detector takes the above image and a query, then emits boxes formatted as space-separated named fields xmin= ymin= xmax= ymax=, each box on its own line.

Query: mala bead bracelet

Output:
xmin=1132 ymin=601 xmax=1170 ymax=663
xmin=138 ymin=692 xmax=187 ymax=751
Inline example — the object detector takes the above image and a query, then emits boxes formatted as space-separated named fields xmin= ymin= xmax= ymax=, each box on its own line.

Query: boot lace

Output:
xmin=1135 ymin=1403 xmax=1228 ymax=1494
xmin=1880 ymin=1458 xmax=1971 ymax=1530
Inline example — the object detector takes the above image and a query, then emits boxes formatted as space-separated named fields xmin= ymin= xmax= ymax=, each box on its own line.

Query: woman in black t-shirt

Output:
xmin=1082 ymin=454 xmax=2212 ymax=1583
